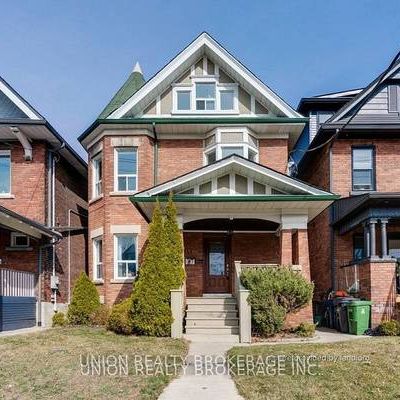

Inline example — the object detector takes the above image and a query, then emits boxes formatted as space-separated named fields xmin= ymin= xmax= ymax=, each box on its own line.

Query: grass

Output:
xmin=0 ymin=327 xmax=188 ymax=400
xmin=228 ymin=337 xmax=400 ymax=400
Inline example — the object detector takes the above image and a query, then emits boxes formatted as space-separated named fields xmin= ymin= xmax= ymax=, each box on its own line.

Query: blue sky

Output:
xmin=1 ymin=1 xmax=399 ymax=158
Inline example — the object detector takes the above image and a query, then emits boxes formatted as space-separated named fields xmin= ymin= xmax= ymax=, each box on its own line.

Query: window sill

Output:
xmin=350 ymin=190 xmax=376 ymax=196
xmin=5 ymin=247 xmax=33 ymax=251
xmin=89 ymin=194 xmax=104 ymax=205
xmin=110 ymin=278 xmax=136 ymax=284
xmin=109 ymin=191 xmax=138 ymax=197
xmin=0 ymin=194 xmax=15 ymax=199
xmin=93 ymin=279 xmax=104 ymax=285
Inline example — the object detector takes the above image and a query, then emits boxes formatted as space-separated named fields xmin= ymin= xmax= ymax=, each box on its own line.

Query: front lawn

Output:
xmin=0 ymin=327 xmax=188 ymax=400
xmin=229 ymin=337 xmax=400 ymax=400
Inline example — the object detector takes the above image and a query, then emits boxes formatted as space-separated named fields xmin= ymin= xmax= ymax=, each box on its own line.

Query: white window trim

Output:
xmin=10 ymin=232 xmax=29 ymax=248
xmin=93 ymin=236 xmax=103 ymax=282
xmin=91 ymin=152 xmax=102 ymax=199
xmin=114 ymin=147 xmax=138 ymax=193
xmin=0 ymin=150 xmax=11 ymax=196
xmin=203 ymin=127 xmax=259 ymax=165
xmin=172 ymin=76 xmax=239 ymax=114
xmin=113 ymin=234 xmax=139 ymax=280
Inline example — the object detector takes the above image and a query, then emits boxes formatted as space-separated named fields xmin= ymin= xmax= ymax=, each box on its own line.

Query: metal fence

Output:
xmin=0 ymin=268 xmax=36 ymax=297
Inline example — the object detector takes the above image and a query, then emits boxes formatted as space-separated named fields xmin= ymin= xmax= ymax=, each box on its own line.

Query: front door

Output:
xmin=205 ymin=236 xmax=230 ymax=293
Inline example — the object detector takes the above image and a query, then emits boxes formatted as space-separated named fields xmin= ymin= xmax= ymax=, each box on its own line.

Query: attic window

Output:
xmin=196 ymin=83 xmax=216 ymax=110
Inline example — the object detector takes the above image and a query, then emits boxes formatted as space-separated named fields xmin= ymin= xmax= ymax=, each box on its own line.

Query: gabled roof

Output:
xmin=0 ymin=75 xmax=87 ymax=177
xmin=107 ymin=32 xmax=302 ymax=119
xmin=99 ymin=63 xmax=145 ymax=119
xmin=134 ymin=154 xmax=334 ymax=197
xmin=327 ymin=60 xmax=400 ymax=124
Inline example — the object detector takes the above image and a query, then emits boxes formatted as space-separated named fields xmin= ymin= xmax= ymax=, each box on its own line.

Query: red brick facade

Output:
xmin=0 ymin=141 xmax=87 ymax=304
xmin=299 ymin=137 xmax=400 ymax=325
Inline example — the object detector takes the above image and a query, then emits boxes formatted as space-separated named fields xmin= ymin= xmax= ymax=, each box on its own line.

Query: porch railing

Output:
xmin=0 ymin=268 xmax=36 ymax=297
xmin=234 ymin=261 xmax=251 ymax=343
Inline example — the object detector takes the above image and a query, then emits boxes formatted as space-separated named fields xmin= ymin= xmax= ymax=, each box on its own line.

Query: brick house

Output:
xmin=79 ymin=33 xmax=336 ymax=338
xmin=293 ymin=56 xmax=400 ymax=327
xmin=0 ymin=76 xmax=88 ymax=329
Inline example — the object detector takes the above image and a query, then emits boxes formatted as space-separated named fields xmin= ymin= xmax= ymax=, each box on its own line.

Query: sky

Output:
xmin=1 ymin=0 xmax=400 ymax=158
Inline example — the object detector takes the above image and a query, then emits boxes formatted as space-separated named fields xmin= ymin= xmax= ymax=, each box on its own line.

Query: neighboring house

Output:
xmin=79 ymin=32 xmax=336 ymax=337
xmin=0 ymin=76 xmax=88 ymax=330
xmin=294 ymin=56 xmax=400 ymax=327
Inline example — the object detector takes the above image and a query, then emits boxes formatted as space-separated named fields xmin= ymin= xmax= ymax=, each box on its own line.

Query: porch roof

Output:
xmin=332 ymin=192 xmax=400 ymax=233
xmin=0 ymin=205 xmax=62 ymax=239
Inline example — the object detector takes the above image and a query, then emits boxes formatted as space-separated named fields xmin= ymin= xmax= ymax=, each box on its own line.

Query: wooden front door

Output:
xmin=205 ymin=236 xmax=231 ymax=293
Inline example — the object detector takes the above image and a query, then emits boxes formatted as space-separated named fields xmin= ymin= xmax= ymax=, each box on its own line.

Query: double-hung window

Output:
xmin=196 ymin=83 xmax=216 ymax=110
xmin=92 ymin=153 xmax=102 ymax=198
xmin=352 ymin=147 xmax=375 ymax=191
xmin=115 ymin=234 xmax=137 ymax=279
xmin=176 ymin=90 xmax=191 ymax=111
xmin=93 ymin=237 xmax=103 ymax=280
xmin=115 ymin=148 xmax=137 ymax=192
xmin=0 ymin=150 xmax=11 ymax=195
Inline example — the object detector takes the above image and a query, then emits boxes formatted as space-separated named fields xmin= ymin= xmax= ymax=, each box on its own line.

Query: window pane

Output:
xmin=118 ymin=262 xmax=126 ymax=277
xmin=209 ymin=243 xmax=225 ymax=276
xmin=221 ymin=146 xmax=244 ymax=158
xmin=196 ymin=83 xmax=215 ymax=99
xmin=127 ymin=262 xmax=137 ymax=277
xmin=205 ymin=100 xmax=215 ymax=110
xmin=353 ymin=170 xmax=373 ymax=190
xmin=248 ymin=149 xmax=257 ymax=162
xmin=353 ymin=149 xmax=372 ymax=169
xmin=253 ymin=181 xmax=266 ymax=194
xmin=118 ymin=236 xmax=136 ymax=261
xmin=199 ymin=181 xmax=212 ymax=194
xmin=118 ymin=177 xmax=126 ymax=191
xmin=196 ymin=100 xmax=205 ymax=110
xmin=220 ymin=90 xmax=234 ymax=110
xmin=206 ymin=150 xmax=216 ymax=165
xmin=127 ymin=176 xmax=137 ymax=191
xmin=97 ymin=240 xmax=102 ymax=263
xmin=118 ymin=149 xmax=137 ymax=175
xmin=389 ymin=237 xmax=400 ymax=259
xmin=177 ymin=91 xmax=191 ymax=110
xmin=221 ymin=132 xmax=243 ymax=143
xmin=0 ymin=154 xmax=10 ymax=194
xmin=353 ymin=236 xmax=364 ymax=260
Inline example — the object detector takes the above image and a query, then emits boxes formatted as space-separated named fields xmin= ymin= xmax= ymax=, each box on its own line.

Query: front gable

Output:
xmin=108 ymin=33 xmax=301 ymax=120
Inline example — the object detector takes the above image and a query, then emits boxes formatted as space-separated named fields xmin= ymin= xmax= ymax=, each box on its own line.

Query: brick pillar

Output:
xmin=285 ymin=229 xmax=313 ymax=327
xmin=280 ymin=229 xmax=292 ymax=265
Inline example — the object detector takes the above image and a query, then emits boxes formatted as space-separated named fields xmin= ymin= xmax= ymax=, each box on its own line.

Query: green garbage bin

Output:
xmin=347 ymin=300 xmax=372 ymax=335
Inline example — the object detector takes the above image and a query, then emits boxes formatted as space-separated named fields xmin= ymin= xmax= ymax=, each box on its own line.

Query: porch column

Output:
xmin=280 ymin=229 xmax=292 ymax=265
xmin=363 ymin=222 xmax=370 ymax=258
xmin=369 ymin=219 xmax=377 ymax=258
xmin=380 ymin=218 xmax=389 ymax=258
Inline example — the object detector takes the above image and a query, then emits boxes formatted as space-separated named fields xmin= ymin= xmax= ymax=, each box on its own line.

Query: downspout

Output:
xmin=152 ymin=122 xmax=158 ymax=186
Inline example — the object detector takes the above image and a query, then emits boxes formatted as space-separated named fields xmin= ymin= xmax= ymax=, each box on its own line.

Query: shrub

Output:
xmin=90 ymin=305 xmax=111 ymax=327
xmin=131 ymin=198 xmax=185 ymax=336
xmin=377 ymin=320 xmax=400 ymax=336
xmin=67 ymin=272 xmax=100 ymax=325
xmin=107 ymin=298 xmax=134 ymax=335
xmin=52 ymin=312 xmax=67 ymax=327
xmin=240 ymin=267 xmax=314 ymax=336
xmin=294 ymin=322 xmax=316 ymax=337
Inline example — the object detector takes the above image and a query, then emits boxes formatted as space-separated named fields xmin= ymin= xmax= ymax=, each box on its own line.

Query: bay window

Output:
xmin=0 ymin=150 xmax=11 ymax=195
xmin=204 ymin=127 xmax=258 ymax=165
xmin=115 ymin=148 xmax=138 ymax=192
xmin=352 ymin=147 xmax=375 ymax=191
xmin=114 ymin=234 xmax=137 ymax=279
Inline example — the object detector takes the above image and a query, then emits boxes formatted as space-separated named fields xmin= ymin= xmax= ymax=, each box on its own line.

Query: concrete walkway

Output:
xmin=159 ymin=336 xmax=243 ymax=400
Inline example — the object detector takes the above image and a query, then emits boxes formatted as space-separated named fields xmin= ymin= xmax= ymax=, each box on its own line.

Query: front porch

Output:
xmin=333 ymin=193 xmax=400 ymax=326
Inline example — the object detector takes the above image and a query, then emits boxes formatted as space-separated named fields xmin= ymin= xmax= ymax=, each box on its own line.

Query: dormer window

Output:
xmin=173 ymin=78 xmax=238 ymax=114
xmin=204 ymin=127 xmax=258 ymax=165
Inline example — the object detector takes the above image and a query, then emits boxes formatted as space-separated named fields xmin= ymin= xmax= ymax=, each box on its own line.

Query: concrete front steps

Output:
xmin=185 ymin=295 xmax=239 ymax=337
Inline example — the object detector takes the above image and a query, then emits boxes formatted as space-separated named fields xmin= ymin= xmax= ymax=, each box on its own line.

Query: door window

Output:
xmin=209 ymin=242 xmax=225 ymax=276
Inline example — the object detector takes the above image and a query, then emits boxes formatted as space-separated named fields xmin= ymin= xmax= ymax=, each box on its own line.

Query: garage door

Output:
xmin=0 ymin=269 xmax=36 ymax=331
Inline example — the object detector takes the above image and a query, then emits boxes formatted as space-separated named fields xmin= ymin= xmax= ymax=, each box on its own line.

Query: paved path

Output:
xmin=159 ymin=337 xmax=243 ymax=400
